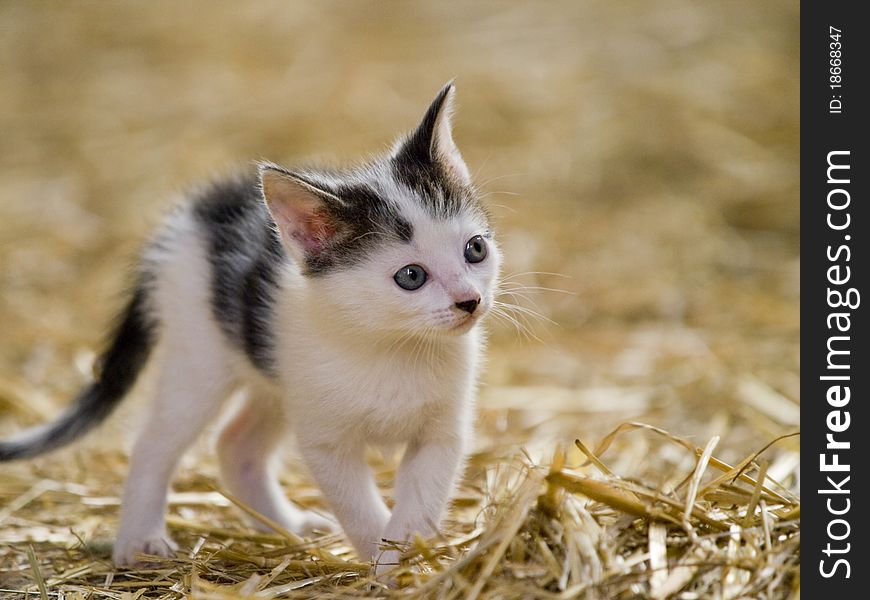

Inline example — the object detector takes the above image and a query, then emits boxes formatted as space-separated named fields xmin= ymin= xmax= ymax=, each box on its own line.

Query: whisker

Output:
xmin=490 ymin=306 xmax=540 ymax=344
xmin=345 ymin=227 xmax=396 ymax=246
xmin=498 ymin=283 xmax=575 ymax=295
xmin=500 ymin=271 xmax=572 ymax=281
xmin=495 ymin=290 xmax=547 ymax=313
xmin=471 ymin=153 xmax=493 ymax=181
xmin=493 ymin=300 xmax=557 ymax=326
xmin=482 ymin=202 xmax=518 ymax=214
xmin=476 ymin=172 xmax=525 ymax=188
xmin=506 ymin=305 xmax=542 ymax=338
xmin=488 ymin=307 xmax=526 ymax=339
xmin=478 ymin=190 xmax=520 ymax=199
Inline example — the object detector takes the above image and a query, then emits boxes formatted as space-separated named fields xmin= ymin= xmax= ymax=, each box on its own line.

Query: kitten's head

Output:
xmin=260 ymin=83 xmax=501 ymax=339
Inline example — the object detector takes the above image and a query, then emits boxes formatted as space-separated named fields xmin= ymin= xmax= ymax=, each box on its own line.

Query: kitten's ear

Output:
xmin=395 ymin=81 xmax=471 ymax=185
xmin=258 ymin=164 xmax=346 ymax=261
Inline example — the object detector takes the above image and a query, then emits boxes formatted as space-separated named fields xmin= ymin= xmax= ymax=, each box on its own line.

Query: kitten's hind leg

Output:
xmin=113 ymin=353 xmax=233 ymax=567
xmin=217 ymin=389 xmax=335 ymax=537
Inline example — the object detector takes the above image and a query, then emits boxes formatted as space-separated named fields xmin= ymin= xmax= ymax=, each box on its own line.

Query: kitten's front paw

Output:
xmin=112 ymin=531 xmax=178 ymax=567
xmin=375 ymin=549 xmax=401 ymax=579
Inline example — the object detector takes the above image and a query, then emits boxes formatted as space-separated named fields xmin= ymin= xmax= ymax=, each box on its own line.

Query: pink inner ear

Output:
xmin=290 ymin=210 xmax=337 ymax=253
xmin=262 ymin=169 xmax=342 ymax=256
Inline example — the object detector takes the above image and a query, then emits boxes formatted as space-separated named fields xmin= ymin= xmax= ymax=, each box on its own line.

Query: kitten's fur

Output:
xmin=0 ymin=83 xmax=501 ymax=571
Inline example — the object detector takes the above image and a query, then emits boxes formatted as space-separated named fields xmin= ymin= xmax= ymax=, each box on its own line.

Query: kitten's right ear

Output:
xmin=394 ymin=82 xmax=471 ymax=186
xmin=258 ymin=164 xmax=346 ymax=262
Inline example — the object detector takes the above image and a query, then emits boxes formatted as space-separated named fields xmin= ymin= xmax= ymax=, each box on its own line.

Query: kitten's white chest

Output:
xmin=278 ymin=325 xmax=478 ymax=445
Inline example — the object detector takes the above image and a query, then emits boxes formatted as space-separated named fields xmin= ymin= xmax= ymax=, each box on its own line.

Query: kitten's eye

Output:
xmin=464 ymin=235 xmax=488 ymax=263
xmin=394 ymin=264 xmax=428 ymax=290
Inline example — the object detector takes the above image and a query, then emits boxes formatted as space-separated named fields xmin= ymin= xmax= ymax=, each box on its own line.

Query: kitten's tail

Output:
xmin=0 ymin=284 xmax=156 ymax=461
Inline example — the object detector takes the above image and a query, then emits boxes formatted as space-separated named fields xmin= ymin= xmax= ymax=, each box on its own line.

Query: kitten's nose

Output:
xmin=455 ymin=298 xmax=480 ymax=314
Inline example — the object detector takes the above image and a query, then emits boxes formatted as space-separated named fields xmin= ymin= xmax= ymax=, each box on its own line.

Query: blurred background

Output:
xmin=1 ymin=0 xmax=798 ymax=563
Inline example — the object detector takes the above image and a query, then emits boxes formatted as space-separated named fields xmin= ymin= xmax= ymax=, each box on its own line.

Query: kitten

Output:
xmin=0 ymin=83 xmax=501 ymax=572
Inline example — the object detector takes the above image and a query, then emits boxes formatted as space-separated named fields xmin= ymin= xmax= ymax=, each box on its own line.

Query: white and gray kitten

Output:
xmin=0 ymin=83 xmax=501 ymax=572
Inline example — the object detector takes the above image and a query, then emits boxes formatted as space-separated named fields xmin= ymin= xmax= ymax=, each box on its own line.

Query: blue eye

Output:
xmin=394 ymin=264 xmax=428 ymax=290
xmin=464 ymin=235 xmax=488 ymax=263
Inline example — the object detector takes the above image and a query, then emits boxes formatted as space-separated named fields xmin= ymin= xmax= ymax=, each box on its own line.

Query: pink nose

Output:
xmin=455 ymin=298 xmax=480 ymax=314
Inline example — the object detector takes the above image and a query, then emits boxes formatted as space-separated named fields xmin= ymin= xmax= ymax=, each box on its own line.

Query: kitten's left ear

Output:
xmin=258 ymin=163 xmax=347 ymax=265
xmin=394 ymin=82 xmax=471 ymax=185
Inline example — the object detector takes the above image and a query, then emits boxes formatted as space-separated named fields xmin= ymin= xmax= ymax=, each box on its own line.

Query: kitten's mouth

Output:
xmin=439 ymin=301 xmax=488 ymax=335
xmin=449 ymin=309 xmax=483 ymax=334
xmin=449 ymin=318 xmax=475 ymax=334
